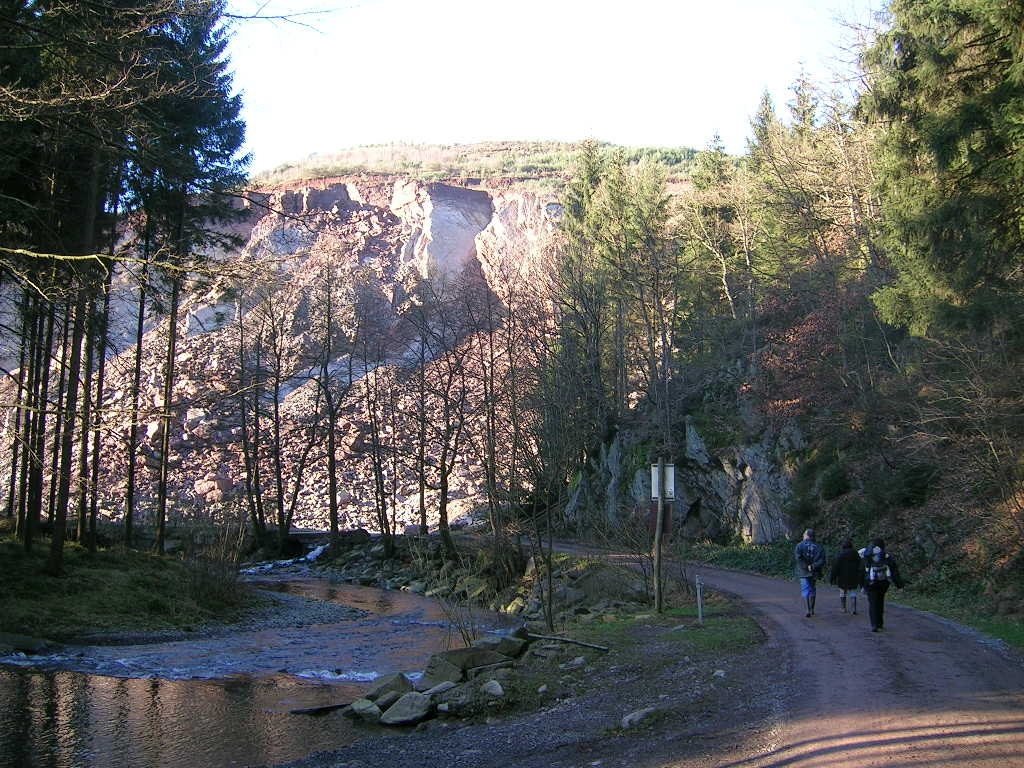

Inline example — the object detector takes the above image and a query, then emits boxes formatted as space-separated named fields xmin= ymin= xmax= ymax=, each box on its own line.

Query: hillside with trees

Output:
xmin=1 ymin=0 xmax=1021 ymax=631
xmin=252 ymin=140 xmax=698 ymax=191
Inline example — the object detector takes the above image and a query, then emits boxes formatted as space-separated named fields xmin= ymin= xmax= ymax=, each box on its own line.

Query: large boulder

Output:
xmin=417 ymin=646 xmax=514 ymax=690
xmin=379 ymin=691 xmax=433 ymax=725
xmin=348 ymin=698 xmax=382 ymax=723
xmin=365 ymin=672 xmax=413 ymax=701
xmin=471 ymin=633 xmax=528 ymax=658
xmin=417 ymin=655 xmax=464 ymax=690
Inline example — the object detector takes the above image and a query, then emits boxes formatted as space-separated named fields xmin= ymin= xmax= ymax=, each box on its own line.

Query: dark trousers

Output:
xmin=865 ymin=582 xmax=890 ymax=629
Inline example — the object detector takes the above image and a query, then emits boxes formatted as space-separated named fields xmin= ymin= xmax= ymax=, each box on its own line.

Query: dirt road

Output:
xmin=681 ymin=563 xmax=1024 ymax=767
xmin=268 ymin=543 xmax=1024 ymax=768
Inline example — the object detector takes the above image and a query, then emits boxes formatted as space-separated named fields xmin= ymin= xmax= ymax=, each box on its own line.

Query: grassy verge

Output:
xmin=494 ymin=595 xmax=764 ymax=719
xmin=681 ymin=539 xmax=1024 ymax=652
xmin=0 ymin=529 xmax=252 ymax=642
xmin=572 ymin=599 xmax=763 ymax=653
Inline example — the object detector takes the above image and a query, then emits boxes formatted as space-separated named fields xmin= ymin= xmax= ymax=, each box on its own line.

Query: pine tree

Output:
xmin=0 ymin=1 xmax=248 ymax=566
xmin=862 ymin=0 xmax=1024 ymax=334
xmin=553 ymin=141 xmax=613 ymax=463
xmin=121 ymin=0 xmax=249 ymax=554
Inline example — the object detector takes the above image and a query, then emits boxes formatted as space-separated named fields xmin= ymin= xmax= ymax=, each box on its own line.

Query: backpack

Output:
xmin=864 ymin=549 xmax=891 ymax=584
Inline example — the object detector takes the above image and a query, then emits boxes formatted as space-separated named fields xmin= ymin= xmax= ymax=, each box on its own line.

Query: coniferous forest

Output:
xmin=1 ymin=1 xmax=1022 ymax=630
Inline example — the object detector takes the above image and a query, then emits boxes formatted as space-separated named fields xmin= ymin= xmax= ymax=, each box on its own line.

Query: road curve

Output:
xmin=553 ymin=538 xmax=1024 ymax=767
xmin=684 ymin=562 xmax=1024 ymax=768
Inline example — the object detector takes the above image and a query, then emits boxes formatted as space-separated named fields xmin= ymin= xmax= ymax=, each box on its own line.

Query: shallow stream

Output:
xmin=0 ymin=576 xmax=514 ymax=768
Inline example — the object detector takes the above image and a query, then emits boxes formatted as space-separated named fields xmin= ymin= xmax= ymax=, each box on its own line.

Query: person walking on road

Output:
xmin=795 ymin=528 xmax=826 ymax=617
xmin=829 ymin=538 xmax=863 ymax=615
xmin=859 ymin=537 xmax=904 ymax=631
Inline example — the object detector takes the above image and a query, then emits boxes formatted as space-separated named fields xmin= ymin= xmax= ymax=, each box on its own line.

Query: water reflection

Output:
xmin=1 ymin=579 xmax=518 ymax=768
xmin=262 ymin=578 xmax=428 ymax=617
xmin=0 ymin=668 xmax=367 ymax=768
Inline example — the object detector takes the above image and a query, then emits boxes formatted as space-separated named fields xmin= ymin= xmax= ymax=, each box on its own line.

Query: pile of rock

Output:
xmin=343 ymin=630 xmax=531 ymax=727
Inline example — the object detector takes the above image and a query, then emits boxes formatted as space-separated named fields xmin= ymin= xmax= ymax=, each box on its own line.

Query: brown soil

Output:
xmin=266 ymin=556 xmax=1024 ymax=768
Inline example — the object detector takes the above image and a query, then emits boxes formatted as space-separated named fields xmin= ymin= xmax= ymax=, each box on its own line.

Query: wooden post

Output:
xmin=654 ymin=456 xmax=665 ymax=613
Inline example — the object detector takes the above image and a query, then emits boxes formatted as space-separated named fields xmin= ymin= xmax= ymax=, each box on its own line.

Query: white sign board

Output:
xmin=651 ymin=463 xmax=675 ymax=500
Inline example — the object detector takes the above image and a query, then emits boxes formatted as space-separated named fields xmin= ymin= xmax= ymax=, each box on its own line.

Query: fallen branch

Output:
xmin=527 ymin=633 xmax=610 ymax=652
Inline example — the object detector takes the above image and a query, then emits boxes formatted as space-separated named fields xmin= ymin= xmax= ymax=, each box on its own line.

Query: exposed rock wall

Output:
xmin=671 ymin=419 xmax=800 ymax=544
xmin=578 ymin=419 xmax=798 ymax=545
xmin=1 ymin=173 xmax=796 ymax=545
xmin=391 ymin=181 xmax=494 ymax=281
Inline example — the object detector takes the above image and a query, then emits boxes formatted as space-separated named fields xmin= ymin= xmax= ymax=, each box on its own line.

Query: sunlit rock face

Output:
xmin=475 ymin=190 xmax=560 ymax=298
xmin=77 ymin=175 xmax=561 ymax=537
xmin=390 ymin=181 xmax=494 ymax=281
xmin=4 ymin=173 xmax=792 ymax=544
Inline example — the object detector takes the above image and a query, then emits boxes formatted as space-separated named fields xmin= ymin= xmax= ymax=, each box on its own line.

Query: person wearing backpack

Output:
xmin=829 ymin=538 xmax=863 ymax=614
xmin=794 ymin=528 xmax=826 ymax=617
xmin=858 ymin=537 xmax=904 ymax=632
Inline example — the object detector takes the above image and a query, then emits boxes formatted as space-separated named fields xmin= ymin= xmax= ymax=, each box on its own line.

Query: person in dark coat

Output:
xmin=794 ymin=528 xmax=826 ymax=617
xmin=829 ymin=538 xmax=863 ymax=614
xmin=858 ymin=537 xmax=904 ymax=632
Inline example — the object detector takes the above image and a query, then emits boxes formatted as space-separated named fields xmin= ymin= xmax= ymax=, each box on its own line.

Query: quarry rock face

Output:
xmin=475 ymin=190 xmax=560 ymax=295
xmin=390 ymin=181 xmax=494 ymax=280
xmin=14 ymin=173 xmax=791 ymax=544
xmin=83 ymin=176 xmax=562 ymax=538
xmin=272 ymin=182 xmax=357 ymax=216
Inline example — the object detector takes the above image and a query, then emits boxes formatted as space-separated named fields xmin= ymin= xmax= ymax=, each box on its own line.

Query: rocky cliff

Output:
xmin=19 ymin=174 xmax=794 ymax=544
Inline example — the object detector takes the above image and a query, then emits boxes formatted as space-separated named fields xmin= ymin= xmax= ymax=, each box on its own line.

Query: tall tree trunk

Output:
xmin=49 ymin=289 xmax=89 ymax=575
xmin=155 ymin=276 xmax=180 ymax=555
xmin=47 ymin=304 xmax=71 ymax=518
xmin=365 ymin=370 xmax=393 ymax=558
xmin=23 ymin=299 xmax=55 ymax=552
xmin=124 ymin=208 xmax=155 ymax=548
xmin=325 ymin=389 xmax=339 ymax=545
xmin=87 ymin=268 xmax=114 ymax=552
xmin=416 ymin=359 xmax=428 ymax=535
xmin=6 ymin=296 xmax=29 ymax=522
xmin=124 ymin=271 xmax=146 ymax=549
xmin=75 ymin=296 xmax=96 ymax=544
xmin=235 ymin=302 xmax=266 ymax=540
xmin=436 ymin=432 xmax=457 ymax=560
xmin=271 ymin=371 xmax=287 ymax=551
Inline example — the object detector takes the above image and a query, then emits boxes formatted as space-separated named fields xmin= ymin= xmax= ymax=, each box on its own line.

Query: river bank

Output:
xmin=2 ymin=532 xmax=773 ymax=768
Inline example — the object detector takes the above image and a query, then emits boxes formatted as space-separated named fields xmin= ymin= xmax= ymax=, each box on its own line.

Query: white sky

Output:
xmin=226 ymin=0 xmax=881 ymax=173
